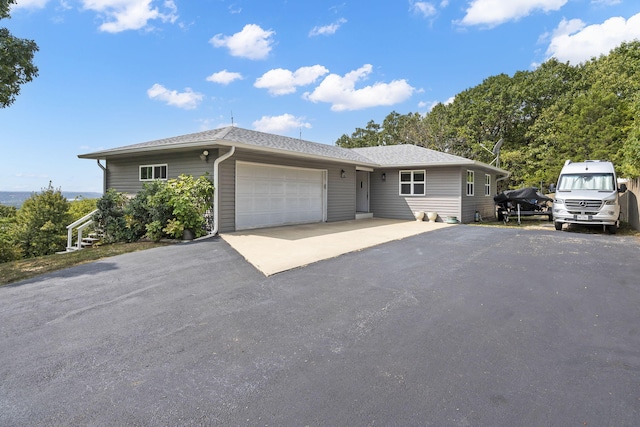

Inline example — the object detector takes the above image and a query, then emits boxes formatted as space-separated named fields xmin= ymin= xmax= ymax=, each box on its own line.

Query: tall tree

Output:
xmin=446 ymin=74 xmax=521 ymax=165
xmin=0 ymin=0 xmax=39 ymax=108
xmin=336 ymin=41 xmax=640 ymax=187
xmin=14 ymin=183 xmax=71 ymax=257
xmin=336 ymin=120 xmax=383 ymax=148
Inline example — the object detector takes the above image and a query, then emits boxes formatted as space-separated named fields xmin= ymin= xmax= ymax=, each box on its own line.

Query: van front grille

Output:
xmin=565 ymin=199 xmax=603 ymax=211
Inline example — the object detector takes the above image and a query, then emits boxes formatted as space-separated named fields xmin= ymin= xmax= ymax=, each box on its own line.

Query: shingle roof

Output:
xmin=352 ymin=144 xmax=474 ymax=167
xmin=79 ymin=126 xmax=374 ymax=164
xmin=221 ymin=127 xmax=373 ymax=163
xmin=78 ymin=126 xmax=507 ymax=174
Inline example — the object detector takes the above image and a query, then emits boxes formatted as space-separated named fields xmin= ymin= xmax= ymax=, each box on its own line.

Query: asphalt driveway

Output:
xmin=1 ymin=225 xmax=639 ymax=426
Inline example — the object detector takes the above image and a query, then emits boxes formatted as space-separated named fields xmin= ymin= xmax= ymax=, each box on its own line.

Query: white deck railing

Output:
xmin=66 ymin=209 xmax=98 ymax=251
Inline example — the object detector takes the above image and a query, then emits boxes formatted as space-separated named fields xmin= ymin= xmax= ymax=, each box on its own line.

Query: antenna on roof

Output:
xmin=479 ymin=138 xmax=503 ymax=168
xmin=299 ymin=127 xmax=302 ymax=140
xmin=231 ymin=110 xmax=234 ymax=127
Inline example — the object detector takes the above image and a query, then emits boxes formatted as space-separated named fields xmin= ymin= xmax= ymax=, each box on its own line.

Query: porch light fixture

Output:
xmin=340 ymin=169 xmax=346 ymax=179
xmin=200 ymin=150 xmax=209 ymax=162
xmin=381 ymin=172 xmax=386 ymax=181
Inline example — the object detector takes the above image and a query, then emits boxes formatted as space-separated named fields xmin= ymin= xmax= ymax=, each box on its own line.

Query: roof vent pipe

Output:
xmin=211 ymin=146 xmax=235 ymax=235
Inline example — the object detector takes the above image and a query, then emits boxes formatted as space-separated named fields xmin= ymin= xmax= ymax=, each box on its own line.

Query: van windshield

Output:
xmin=557 ymin=173 xmax=615 ymax=191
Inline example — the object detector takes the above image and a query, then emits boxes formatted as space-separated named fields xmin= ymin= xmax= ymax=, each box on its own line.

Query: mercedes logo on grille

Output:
xmin=579 ymin=200 xmax=587 ymax=207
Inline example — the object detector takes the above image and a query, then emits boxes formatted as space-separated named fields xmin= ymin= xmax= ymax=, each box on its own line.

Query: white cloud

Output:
xmin=545 ymin=13 xmax=640 ymax=64
xmin=252 ymin=114 xmax=312 ymax=134
xmin=206 ymin=70 xmax=243 ymax=85
xmin=147 ymin=83 xmax=204 ymax=109
xmin=591 ymin=0 xmax=621 ymax=5
xmin=12 ymin=0 xmax=50 ymax=9
xmin=309 ymin=18 xmax=347 ymax=36
xmin=81 ymin=0 xmax=178 ymax=33
xmin=459 ymin=0 xmax=567 ymax=27
xmin=15 ymin=172 xmax=49 ymax=179
xmin=254 ymin=65 xmax=329 ymax=96
xmin=410 ymin=1 xmax=437 ymax=18
xmin=210 ymin=24 xmax=275 ymax=60
xmin=228 ymin=3 xmax=241 ymax=14
xmin=303 ymin=64 xmax=415 ymax=112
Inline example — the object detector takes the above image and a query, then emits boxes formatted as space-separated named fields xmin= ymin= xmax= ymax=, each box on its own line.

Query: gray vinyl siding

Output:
xmin=369 ymin=167 xmax=462 ymax=222
xmin=105 ymin=149 xmax=218 ymax=194
xmin=328 ymin=165 xmax=356 ymax=222
xmin=461 ymin=168 xmax=499 ymax=222
xmin=216 ymin=149 xmax=355 ymax=233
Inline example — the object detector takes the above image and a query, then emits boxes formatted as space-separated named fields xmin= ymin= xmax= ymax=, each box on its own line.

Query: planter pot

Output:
xmin=426 ymin=211 xmax=438 ymax=222
xmin=445 ymin=216 xmax=459 ymax=224
xmin=182 ymin=229 xmax=195 ymax=241
xmin=413 ymin=211 xmax=425 ymax=221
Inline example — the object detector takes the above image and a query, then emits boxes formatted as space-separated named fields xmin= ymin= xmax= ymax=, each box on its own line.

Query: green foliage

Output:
xmin=67 ymin=197 xmax=97 ymax=219
xmin=148 ymin=174 xmax=214 ymax=239
xmin=93 ymin=175 xmax=214 ymax=242
xmin=621 ymin=95 xmax=640 ymax=178
xmin=0 ymin=203 xmax=17 ymax=218
xmin=127 ymin=180 xmax=170 ymax=241
xmin=0 ymin=215 xmax=21 ymax=263
xmin=336 ymin=41 xmax=640 ymax=187
xmin=1 ymin=0 xmax=39 ymax=108
xmin=93 ymin=189 xmax=130 ymax=243
xmin=13 ymin=183 xmax=71 ymax=258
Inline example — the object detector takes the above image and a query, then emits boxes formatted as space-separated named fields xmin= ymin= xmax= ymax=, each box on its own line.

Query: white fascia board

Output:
xmin=77 ymin=141 xmax=216 ymax=159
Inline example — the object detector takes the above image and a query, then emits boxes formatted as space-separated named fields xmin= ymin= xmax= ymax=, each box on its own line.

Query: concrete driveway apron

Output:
xmin=221 ymin=218 xmax=453 ymax=275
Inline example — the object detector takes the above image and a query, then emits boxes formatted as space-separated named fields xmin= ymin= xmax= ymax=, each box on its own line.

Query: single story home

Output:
xmin=79 ymin=126 xmax=509 ymax=233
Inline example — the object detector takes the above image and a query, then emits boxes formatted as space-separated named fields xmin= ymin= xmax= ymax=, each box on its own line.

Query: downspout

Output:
xmin=97 ymin=160 xmax=107 ymax=194
xmin=496 ymin=173 xmax=511 ymax=183
xmin=211 ymin=146 xmax=236 ymax=235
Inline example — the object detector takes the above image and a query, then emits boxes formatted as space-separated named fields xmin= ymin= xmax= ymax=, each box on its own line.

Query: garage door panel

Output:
xmin=236 ymin=162 xmax=325 ymax=230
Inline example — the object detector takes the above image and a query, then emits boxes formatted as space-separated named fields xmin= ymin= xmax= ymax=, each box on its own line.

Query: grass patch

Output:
xmin=470 ymin=218 xmax=640 ymax=236
xmin=0 ymin=241 xmax=170 ymax=287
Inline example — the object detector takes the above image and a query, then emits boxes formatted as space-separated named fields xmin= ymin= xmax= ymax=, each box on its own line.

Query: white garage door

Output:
xmin=236 ymin=162 xmax=326 ymax=230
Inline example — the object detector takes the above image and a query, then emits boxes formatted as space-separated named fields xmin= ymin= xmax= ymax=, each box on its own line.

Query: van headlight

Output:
xmin=604 ymin=199 xmax=616 ymax=205
xmin=554 ymin=198 xmax=564 ymax=204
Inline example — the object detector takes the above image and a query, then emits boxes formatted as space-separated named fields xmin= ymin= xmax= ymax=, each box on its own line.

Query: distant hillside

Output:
xmin=0 ymin=191 xmax=103 ymax=208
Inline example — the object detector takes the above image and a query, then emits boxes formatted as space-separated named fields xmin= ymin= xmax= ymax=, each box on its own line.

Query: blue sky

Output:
xmin=2 ymin=0 xmax=640 ymax=193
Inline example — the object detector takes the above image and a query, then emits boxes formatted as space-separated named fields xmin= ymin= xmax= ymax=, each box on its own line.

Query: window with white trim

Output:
xmin=399 ymin=170 xmax=426 ymax=196
xmin=139 ymin=164 xmax=168 ymax=181
xmin=466 ymin=170 xmax=474 ymax=196
xmin=485 ymin=174 xmax=491 ymax=196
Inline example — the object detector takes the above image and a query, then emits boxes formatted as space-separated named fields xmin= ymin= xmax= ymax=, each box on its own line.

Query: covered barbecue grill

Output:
xmin=494 ymin=187 xmax=553 ymax=224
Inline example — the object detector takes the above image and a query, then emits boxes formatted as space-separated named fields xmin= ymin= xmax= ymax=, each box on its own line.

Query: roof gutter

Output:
xmin=210 ymin=146 xmax=235 ymax=236
xmin=496 ymin=170 xmax=511 ymax=183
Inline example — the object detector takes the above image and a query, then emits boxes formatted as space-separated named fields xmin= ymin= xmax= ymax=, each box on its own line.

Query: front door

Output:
xmin=356 ymin=170 xmax=369 ymax=213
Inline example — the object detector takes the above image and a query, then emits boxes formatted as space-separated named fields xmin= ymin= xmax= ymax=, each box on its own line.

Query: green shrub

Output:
xmin=0 ymin=204 xmax=17 ymax=218
xmin=67 ymin=197 xmax=98 ymax=220
xmin=13 ymin=184 xmax=71 ymax=257
xmin=93 ymin=189 xmax=129 ymax=243
xmin=0 ymin=216 xmax=21 ymax=263
xmin=125 ymin=181 xmax=169 ymax=241
xmin=148 ymin=174 xmax=214 ymax=239
xmin=94 ymin=174 xmax=214 ymax=242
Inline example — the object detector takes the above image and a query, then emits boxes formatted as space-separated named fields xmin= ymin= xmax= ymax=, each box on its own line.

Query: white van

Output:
xmin=552 ymin=160 xmax=627 ymax=234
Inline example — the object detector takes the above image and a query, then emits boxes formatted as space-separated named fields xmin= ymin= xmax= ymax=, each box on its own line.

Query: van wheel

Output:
xmin=554 ymin=221 xmax=563 ymax=231
xmin=606 ymin=224 xmax=617 ymax=234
